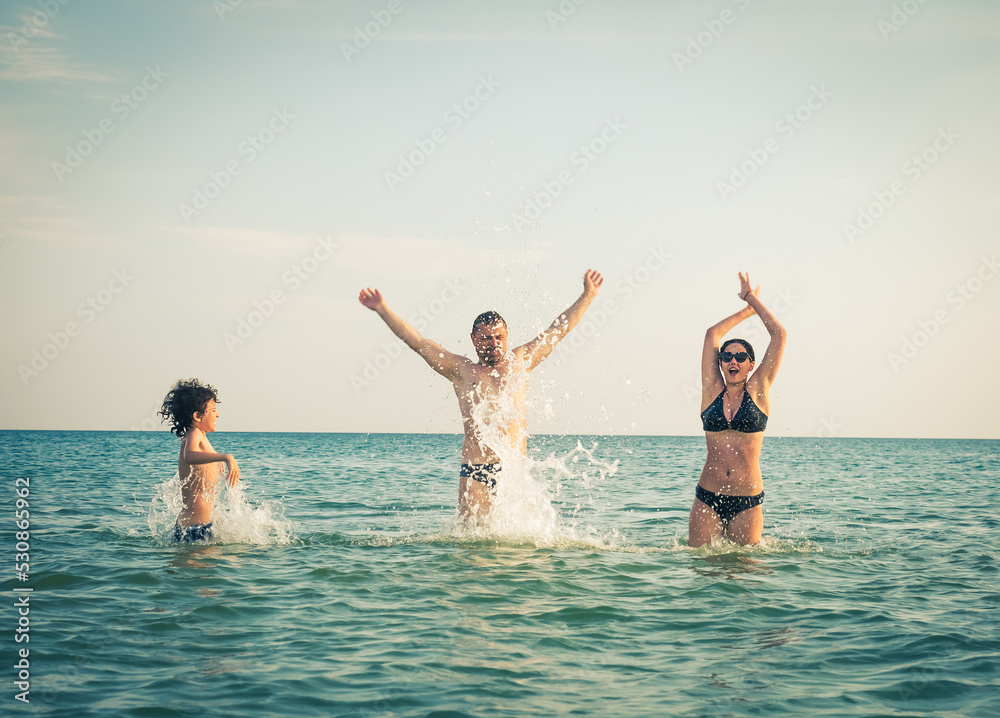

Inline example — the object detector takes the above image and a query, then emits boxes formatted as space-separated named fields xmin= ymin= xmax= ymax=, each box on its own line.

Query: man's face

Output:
xmin=472 ymin=322 xmax=508 ymax=366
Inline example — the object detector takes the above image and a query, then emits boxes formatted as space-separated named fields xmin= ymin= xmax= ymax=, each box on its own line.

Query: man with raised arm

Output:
xmin=358 ymin=270 xmax=604 ymax=519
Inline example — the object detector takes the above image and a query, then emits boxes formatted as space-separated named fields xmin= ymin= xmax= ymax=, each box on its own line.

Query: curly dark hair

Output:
xmin=471 ymin=310 xmax=507 ymax=335
xmin=158 ymin=379 xmax=220 ymax=438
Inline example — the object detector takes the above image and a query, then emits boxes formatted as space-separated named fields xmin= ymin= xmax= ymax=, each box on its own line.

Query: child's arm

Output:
xmin=182 ymin=433 xmax=240 ymax=486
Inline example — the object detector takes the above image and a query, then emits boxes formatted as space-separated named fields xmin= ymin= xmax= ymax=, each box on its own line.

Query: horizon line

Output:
xmin=0 ymin=429 xmax=996 ymax=441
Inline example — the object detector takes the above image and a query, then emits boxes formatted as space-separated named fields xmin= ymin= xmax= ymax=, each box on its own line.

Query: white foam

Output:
xmin=147 ymin=470 xmax=295 ymax=546
xmin=452 ymin=383 xmax=624 ymax=548
xmin=668 ymin=532 xmax=824 ymax=555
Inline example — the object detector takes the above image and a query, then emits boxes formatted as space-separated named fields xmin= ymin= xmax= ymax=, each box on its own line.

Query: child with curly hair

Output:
xmin=158 ymin=379 xmax=240 ymax=542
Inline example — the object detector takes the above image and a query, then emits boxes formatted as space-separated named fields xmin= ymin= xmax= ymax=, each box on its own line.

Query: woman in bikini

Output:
xmin=689 ymin=272 xmax=787 ymax=547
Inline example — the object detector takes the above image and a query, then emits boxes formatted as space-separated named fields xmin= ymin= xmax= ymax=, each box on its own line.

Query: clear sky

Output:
xmin=1 ymin=0 xmax=998 ymax=438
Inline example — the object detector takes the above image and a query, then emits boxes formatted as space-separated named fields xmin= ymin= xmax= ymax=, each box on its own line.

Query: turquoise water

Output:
xmin=3 ymin=431 xmax=999 ymax=717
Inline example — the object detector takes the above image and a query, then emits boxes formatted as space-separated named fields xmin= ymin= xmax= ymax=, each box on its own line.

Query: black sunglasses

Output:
xmin=719 ymin=351 xmax=750 ymax=363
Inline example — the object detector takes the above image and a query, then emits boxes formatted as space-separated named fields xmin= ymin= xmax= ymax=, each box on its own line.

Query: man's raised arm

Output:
xmin=518 ymin=269 xmax=603 ymax=370
xmin=358 ymin=288 xmax=464 ymax=379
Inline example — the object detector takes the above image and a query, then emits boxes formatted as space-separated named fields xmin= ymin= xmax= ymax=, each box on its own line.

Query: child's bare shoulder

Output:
xmin=184 ymin=428 xmax=207 ymax=447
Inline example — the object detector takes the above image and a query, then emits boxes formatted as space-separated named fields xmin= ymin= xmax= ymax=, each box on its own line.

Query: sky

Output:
xmin=1 ymin=0 xmax=998 ymax=439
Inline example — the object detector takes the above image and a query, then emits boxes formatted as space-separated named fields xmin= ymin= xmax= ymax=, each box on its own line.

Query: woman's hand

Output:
xmin=738 ymin=272 xmax=760 ymax=302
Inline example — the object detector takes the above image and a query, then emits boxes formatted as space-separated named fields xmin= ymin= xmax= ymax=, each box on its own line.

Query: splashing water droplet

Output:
xmin=148 ymin=471 xmax=295 ymax=546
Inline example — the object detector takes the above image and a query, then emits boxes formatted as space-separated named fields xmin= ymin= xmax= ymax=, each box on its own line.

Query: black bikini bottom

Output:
xmin=696 ymin=485 xmax=764 ymax=525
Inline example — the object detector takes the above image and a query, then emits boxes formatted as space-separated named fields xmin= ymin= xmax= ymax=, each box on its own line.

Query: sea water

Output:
xmin=2 ymin=430 xmax=998 ymax=717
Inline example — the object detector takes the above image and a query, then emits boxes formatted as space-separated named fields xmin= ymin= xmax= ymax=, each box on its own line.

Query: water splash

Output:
xmin=452 ymin=442 xmax=625 ymax=549
xmin=147 ymin=471 xmax=295 ymax=546
xmin=454 ymin=371 xmax=623 ymax=548
xmin=664 ymin=531 xmax=823 ymax=555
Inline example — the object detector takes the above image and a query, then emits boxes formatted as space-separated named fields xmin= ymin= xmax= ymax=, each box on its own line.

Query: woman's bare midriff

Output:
xmin=698 ymin=430 xmax=764 ymax=495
